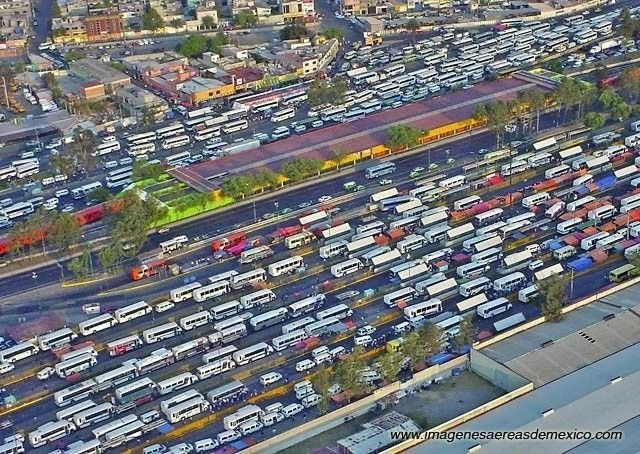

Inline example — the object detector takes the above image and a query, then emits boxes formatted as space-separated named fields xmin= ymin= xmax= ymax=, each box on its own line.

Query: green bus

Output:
xmin=609 ymin=263 xmax=637 ymax=283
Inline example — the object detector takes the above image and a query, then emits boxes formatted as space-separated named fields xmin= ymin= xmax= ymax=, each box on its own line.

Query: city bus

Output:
xmin=207 ymin=381 xmax=248 ymax=405
xmin=232 ymin=342 xmax=274 ymax=366
xmin=365 ymin=162 xmax=396 ymax=179
xmin=78 ymin=314 xmax=117 ymax=336
xmin=271 ymin=107 xmax=296 ymax=123
xmin=156 ymin=123 xmax=186 ymax=139
xmin=113 ymin=301 xmax=151 ymax=323
xmin=403 ymin=299 xmax=443 ymax=320
xmin=161 ymin=135 xmax=191 ymax=150
xmin=54 ymin=380 xmax=97 ymax=407
xmin=272 ymin=329 xmax=309 ymax=351
xmin=142 ymin=322 xmax=183 ymax=344
xmin=0 ymin=341 xmax=39 ymax=364
xmin=222 ymin=119 xmax=249 ymax=134
xmin=477 ymin=297 xmax=513 ymax=319
xmin=249 ymin=308 xmax=288 ymax=331
xmin=287 ymin=295 xmax=326 ymax=318
xmin=126 ymin=131 xmax=156 ymax=146
xmin=315 ymin=304 xmax=353 ymax=321
xmin=28 ymin=420 xmax=76 ymax=448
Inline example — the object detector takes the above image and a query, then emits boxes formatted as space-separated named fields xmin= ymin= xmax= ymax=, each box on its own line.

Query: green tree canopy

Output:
xmin=385 ymin=124 xmax=424 ymax=150
xmin=307 ymin=77 xmax=347 ymax=107
xmin=132 ymin=161 xmax=165 ymax=182
xmin=220 ymin=175 xmax=255 ymax=199
xmin=280 ymin=24 xmax=309 ymax=41
xmin=176 ymin=33 xmax=229 ymax=58
xmin=234 ymin=10 xmax=258 ymax=28
xmin=537 ymin=274 xmax=567 ymax=322
xmin=201 ymin=16 xmax=216 ymax=29
xmin=142 ymin=7 xmax=164 ymax=31
xmin=280 ymin=158 xmax=323 ymax=182
xmin=48 ymin=212 xmax=82 ymax=252
xmin=322 ymin=28 xmax=345 ymax=40
xmin=583 ymin=112 xmax=605 ymax=129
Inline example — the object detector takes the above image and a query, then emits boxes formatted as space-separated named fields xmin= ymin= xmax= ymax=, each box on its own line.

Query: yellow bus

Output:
xmin=609 ymin=263 xmax=637 ymax=283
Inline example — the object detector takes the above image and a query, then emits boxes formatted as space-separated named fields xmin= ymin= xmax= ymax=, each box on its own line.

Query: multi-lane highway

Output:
xmin=1 ymin=116 xmax=639 ymax=452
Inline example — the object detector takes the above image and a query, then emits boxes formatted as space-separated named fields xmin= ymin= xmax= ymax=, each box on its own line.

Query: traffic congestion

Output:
xmin=1 ymin=111 xmax=640 ymax=453
xmin=0 ymin=4 xmax=637 ymax=231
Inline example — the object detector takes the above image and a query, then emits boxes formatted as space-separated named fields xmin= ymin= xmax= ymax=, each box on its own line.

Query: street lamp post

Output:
xmin=569 ymin=268 xmax=575 ymax=301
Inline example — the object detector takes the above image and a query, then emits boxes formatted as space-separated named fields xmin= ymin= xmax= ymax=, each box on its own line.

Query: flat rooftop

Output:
xmin=481 ymin=284 xmax=640 ymax=386
xmin=171 ymin=76 xmax=545 ymax=192
xmin=408 ymin=342 xmax=640 ymax=454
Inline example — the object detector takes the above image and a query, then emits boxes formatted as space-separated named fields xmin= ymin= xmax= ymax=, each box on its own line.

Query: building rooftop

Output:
xmin=339 ymin=412 xmax=421 ymax=454
xmin=180 ymin=76 xmax=226 ymax=94
xmin=71 ymin=58 xmax=131 ymax=84
xmin=408 ymin=341 xmax=640 ymax=454
xmin=481 ymin=284 xmax=640 ymax=386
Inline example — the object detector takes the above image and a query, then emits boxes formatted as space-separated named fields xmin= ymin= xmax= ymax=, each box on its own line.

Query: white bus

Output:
xmin=271 ymin=108 xmax=296 ymax=123
xmin=272 ymin=329 xmax=309 ymax=351
xmin=114 ymin=301 xmax=151 ymax=323
xmin=506 ymin=212 xmax=536 ymax=225
xmin=473 ymin=209 xmax=503 ymax=227
xmin=157 ymin=123 xmax=186 ymax=139
xmin=91 ymin=414 xmax=138 ymax=441
xmin=403 ymin=299 xmax=443 ymax=320
xmin=170 ymin=282 xmax=203 ymax=303
xmin=202 ymin=345 xmax=238 ymax=364
xmin=581 ymin=232 xmax=610 ymax=251
xmin=383 ymin=287 xmax=418 ymax=308
xmin=193 ymin=280 xmax=231 ymax=302
xmin=157 ymin=372 xmax=198 ymax=395
xmin=91 ymin=141 xmax=121 ymax=157
xmin=527 ymin=152 xmax=553 ymax=168
xmin=115 ymin=377 xmax=157 ymax=405
xmin=545 ymin=164 xmax=571 ymax=180
xmin=396 ymin=234 xmax=426 ymax=254
xmin=194 ymin=126 xmax=221 ymax=141
xmin=456 ymin=293 xmax=489 ymax=313
xmin=477 ymin=297 xmax=512 ymax=319
xmin=0 ymin=341 xmax=39 ymax=364
xmin=471 ymin=247 xmax=503 ymax=264
xmin=54 ymin=380 xmax=97 ymax=407
xmin=320 ymin=106 xmax=347 ymax=122
xmin=567 ymin=196 xmax=595 ymax=212
xmin=165 ymin=398 xmax=210 ymax=424
xmin=493 ymin=272 xmax=526 ymax=292
xmin=435 ymin=315 xmax=463 ymax=338
xmin=438 ymin=175 xmax=466 ymax=189
xmin=319 ymin=241 xmax=348 ymax=260
xmin=240 ymin=289 xmax=276 ymax=309
xmin=287 ymin=295 xmax=325 ymax=318
xmin=232 ymin=342 xmax=274 ymax=366
xmin=446 ymin=223 xmax=475 ymax=243
xmin=165 ymin=151 xmax=191 ymax=167
xmin=304 ymin=317 xmax=342 ymax=337
xmin=210 ymin=301 xmax=244 ymax=321
xmin=103 ymin=419 xmax=145 ymax=446
xmin=282 ymin=92 xmax=308 ymax=106
xmin=162 ymin=135 xmax=191 ymax=150
xmin=207 ymin=381 xmax=248 ymax=405
xmin=518 ymin=284 xmax=539 ymax=303
xmin=78 ymin=314 xmax=117 ymax=336
xmin=282 ymin=316 xmax=316 ymax=334
xmin=453 ymin=195 xmax=482 ymax=212
xmin=365 ymin=162 xmax=396 ymax=179
xmin=197 ymin=358 xmax=235 ymax=380
xmin=476 ymin=222 xmax=507 ymax=237
xmin=28 ymin=420 xmax=76 ymax=448
xmin=587 ymin=204 xmax=617 ymax=222
xmin=56 ymin=399 xmax=96 ymax=422
xmin=521 ymin=192 xmax=550 ymax=208
xmin=55 ymin=352 xmax=97 ymax=378
xmin=71 ymin=182 xmax=103 ymax=199
xmin=315 ymin=304 xmax=353 ymax=321
xmin=230 ymin=268 xmax=267 ymax=290
xmin=73 ymin=402 xmax=114 ymax=428
xmin=459 ymin=277 xmax=492 ymax=298
xmin=546 ymin=202 xmax=565 ymax=219
xmin=239 ymin=246 xmax=274 ymax=264
xmin=249 ymin=308 xmax=288 ymax=331
xmin=500 ymin=160 xmax=527 ymax=176
xmin=93 ymin=363 xmax=137 ymax=387
xmin=457 ymin=261 xmax=490 ymax=279
xmin=250 ymin=99 xmax=280 ymax=113
xmin=179 ymin=310 xmax=212 ymax=331
xmin=142 ymin=322 xmax=182 ymax=344
xmin=224 ymin=404 xmax=264 ymax=432
xmin=341 ymin=109 xmax=366 ymax=123
xmin=135 ymin=348 xmax=174 ymax=375
xmin=268 ymin=256 xmax=304 ymax=277
xmin=126 ymin=131 xmax=156 ymax=146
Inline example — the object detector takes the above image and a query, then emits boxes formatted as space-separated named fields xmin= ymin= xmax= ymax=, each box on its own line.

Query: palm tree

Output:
xmin=405 ymin=19 xmax=420 ymax=42
xmin=528 ymin=90 xmax=547 ymax=132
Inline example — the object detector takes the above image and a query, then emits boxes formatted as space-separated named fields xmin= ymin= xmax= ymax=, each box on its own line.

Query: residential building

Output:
xmin=281 ymin=0 xmax=315 ymax=21
xmin=179 ymin=76 xmax=236 ymax=105
xmin=84 ymin=12 xmax=123 ymax=42
xmin=116 ymin=85 xmax=169 ymax=122
xmin=337 ymin=412 xmax=422 ymax=454
xmin=0 ymin=0 xmax=31 ymax=37
xmin=275 ymin=38 xmax=339 ymax=77
xmin=70 ymin=58 xmax=131 ymax=94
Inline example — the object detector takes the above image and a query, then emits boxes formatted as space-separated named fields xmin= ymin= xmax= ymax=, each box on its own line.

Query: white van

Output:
xmin=361 ymin=369 xmax=381 ymax=385
xmin=313 ymin=351 xmax=332 ymax=364
xmin=393 ymin=322 xmax=411 ymax=334
xmin=102 ymin=135 xmax=117 ymax=143
xmin=41 ymin=177 xmax=55 ymax=186
xmin=20 ymin=151 xmax=35 ymax=159
xmin=301 ymin=393 xmax=322 ymax=408
xmin=37 ymin=367 xmax=55 ymax=380
xmin=260 ymin=412 xmax=284 ymax=426
xmin=167 ymin=443 xmax=193 ymax=453
xmin=295 ymin=359 xmax=316 ymax=372
xmin=553 ymin=245 xmax=576 ymax=260
xmin=119 ymin=157 xmax=133 ymax=166
xmin=0 ymin=363 xmax=15 ymax=374
xmin=194 ymin=438 xmax=219 ymax=452
xmin=43 ymin=198 xmax=59 ymax=210
xmin=104 ymin=160 xmax=118 ymax=170
xmin=260 ymin=372 xmax=283 ymax=386
xmin=217 ymin=430 xmax=241 ymax=445
xmin=155 ymin=300 xmax=175 ymax=313
xmin=281 ymin=403 xmax=304 ymax=418
xmin=0 ymin=198 xmax=12 ymax=208
xmin=329 ymin=346 xmax=347 ymax=359
xmin=143 ymin=445 xmax=166 ymax=454
xmin=311 ymin=346 xmax=329 ymax=360
xmin=55 ymin=189 xmax=70 ymax=198
xmin=140 ymin=409 xmax=160 ymax=424
xmin=265 ymin=402 xmax=284 ymax=415
xmin=354 ymin=335 xmax=372 ymax=347
xmin=238 ymin=420 xmax=263 ymax=436
xmin=525 ymin=244 xmax=540 ymax=255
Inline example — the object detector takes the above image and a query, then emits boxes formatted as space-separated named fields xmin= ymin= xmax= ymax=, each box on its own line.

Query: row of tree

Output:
xmin=176 ymin=33 xmax=229 ymax=59
xmin=385 ymin=125 xmax=427 ymax=151
xmin=307 ymin=77 xmax=348 ymax=108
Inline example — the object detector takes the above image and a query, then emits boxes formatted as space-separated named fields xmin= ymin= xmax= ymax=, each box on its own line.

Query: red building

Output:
xmin=85 ymin=14 xmax=122 ymax=43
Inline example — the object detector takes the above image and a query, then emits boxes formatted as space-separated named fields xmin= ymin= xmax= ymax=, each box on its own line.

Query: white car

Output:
xmin=46 ymin=139 xmax=62 ymax=149
xmin=378 ymin=179 xmax=393 ymax=186
xmin=528 ymin=259 xmax=544 ymax=271
xmin=295 ymin=359 xmax=316 ymax=372
xmin=318 ymin=195 xmax=332 ymax=203
xmin=37 ymin=367 xmax=55 ymax=380
xmin=357 ymin=325 xmax=376 ymax=336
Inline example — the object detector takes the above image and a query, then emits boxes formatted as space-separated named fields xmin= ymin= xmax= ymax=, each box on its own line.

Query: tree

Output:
xmin=52 ymin=1 xmax=62 ymax=18
xmin=220 ymin=175 xmax=255 ymax=199
xmin=234 ymin=10 xmax=257 ymax=28
xmin=307 ymin=77 xmax=347 ymax=107
xmin=385 ymin=124 xmax=424 ymax=150
xmin=49 ymin=155 xmax=75 ymax=179
xmin=169 ymin=18 xmax=185 ymax=29
xmin=176 ymin=33 xmax=229 ymax=58
xmin=612 ymin=100 xmax=632 ymax=121
xmin=138 ymin=105 xmax=158 ymax=128
xmin=405 ymin=18 xmax=420 ymax=41
xmin=546 ymin=59 xmax=564 ymax=74
xmin=620 ymin=7 xmax=638 ymax=39
xmin=332 ymin=346 xmax=369 ymax=400
xmin=554 ymin=78 xmax=582 ymax=124
xmin=331 ymin=148 xmax=349 ymax=170
xmin=537 ymin=274 xmax=566 ymax=322
xmin=452 ymin=314 xmax=475 ymax=350
xmin=311 ymin=364 xmax=332 ymax=415
xmin=48 ymin=212 xmax=82 ymax=252
xmin=402 ymin=332 xmax=427 ymax=371
xmin=194 ymin=192 xmax=211 ymax=212
xmin=142 ymin=7 xmax=164 ymax=31
xmin=617 ymin=68 xmax=640 ymax=103
xmin=253 ymin=168 xmax=278 ymax=191
xmin=23 ymin=208 xmax=48 ymax=253
xmin=598 ymin=88 xmax=623 ymax=110
xmin=376 ymin=352 xmax=403 ymax=383
xmin=98 ymin=245 xmax=119 ymax=271
xmin=68 ymin=248 xmax=92 ymax=279
xmin=583 ymin=112 xmax=605 ymax=129
xmin=322 ymin=28 xmax=345 ymax=41
xmin=280 ymin=157 xmax=323 ymax=183
xmin=416 ymin=323 xmax=443 ymax=358
xmin=68 ymin=128 xmax=98 ymax=172
xmin=279 ymin=24 xmax=308 ymax=41
xmin=132 ymin=161 xmax=165 ymax=182
xmin=88 ymin=186 xmax=113 ymax=203
xmin=201 ymin=16 xmax=216 ymax=30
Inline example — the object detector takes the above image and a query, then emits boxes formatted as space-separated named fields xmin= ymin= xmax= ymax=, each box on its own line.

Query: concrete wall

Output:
xmin=469 ymin=348 xmax=529 ymax=392
xmin=242 ymin=355 xmax=468 ymax=454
